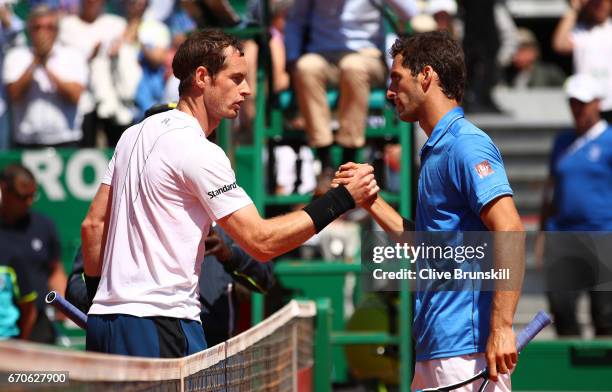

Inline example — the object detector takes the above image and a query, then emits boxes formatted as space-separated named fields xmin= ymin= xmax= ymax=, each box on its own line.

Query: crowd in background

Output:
xmin=0 ymin=0 xmax=609 ymax=151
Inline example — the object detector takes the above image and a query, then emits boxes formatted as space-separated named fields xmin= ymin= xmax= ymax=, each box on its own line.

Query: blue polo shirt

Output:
xmin=548 ymin=123 xmax=612 ymax=231
xmin=414 ymin=107 xmax=513 ymax=361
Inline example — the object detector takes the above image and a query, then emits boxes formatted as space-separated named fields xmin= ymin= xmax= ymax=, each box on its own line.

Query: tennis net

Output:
xmin=0 ymin=300 xmax=315 ymax=391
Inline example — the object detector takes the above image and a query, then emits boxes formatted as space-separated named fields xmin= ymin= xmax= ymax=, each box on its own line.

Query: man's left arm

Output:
xmin=481 ymin=196 xmax=525 ymax=382
xmin=452 ymin=136 xmax=525 ymax=381
xmin=81 ymin=184 xmax=112 ymax=277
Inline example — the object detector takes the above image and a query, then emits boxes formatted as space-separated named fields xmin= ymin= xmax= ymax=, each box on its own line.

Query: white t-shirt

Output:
xmin=572 ymin=19 xmax=612 ymax=111
xmin=58 ymin=14 xmax=126 ymax=59
xmin=89 ymin=109 xmax=253 ymax=321
xmin=2 ymin=44 xmax=88 ymax=145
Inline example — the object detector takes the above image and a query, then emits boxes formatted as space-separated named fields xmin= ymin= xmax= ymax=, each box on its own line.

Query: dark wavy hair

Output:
xmin=172 ymin=29 xmax=244 ymax=96
xmin=390 ymin=31 xmax=466 ymax=103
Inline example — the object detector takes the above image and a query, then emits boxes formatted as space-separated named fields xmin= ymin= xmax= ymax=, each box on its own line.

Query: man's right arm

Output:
xmin=218 ymin=166 xmax=378 ymax=262
xmin=81 ymin=184 xmax=112 ymax=277
xmin=218 ymin=205 xmax=315 ymax=262
xmin=5 ymin=59 xmax=37 ymax=102
xmin=552 ymin=0 xmax=583 ymax=54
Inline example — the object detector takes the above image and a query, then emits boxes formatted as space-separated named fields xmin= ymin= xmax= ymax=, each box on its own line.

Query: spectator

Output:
xmin=29 ymin=0 xmax=79 ymax=15
xmin=66 ymin=226 xmax=275 ymax=346
xmin=505 ymin=28 xmax=566 ymax=88
xmin=285 ymin=0 xmax=414 ymax=195
xmin=0 ymin=164 xmax=67 ymax=343
xmin=88 ymin=0 xmax=146 ymax=145
xmin=0 ymin=237 xmax=37 ymax=340
xmin=179 ymin=0 xmax=240 ymax=29
xmin=462 ymin=0 xmax=518 ymax=113
xmin=58 ymin=0 xmax=127 ymax=147
xmin=239 ymin=0 xmax=292 ymax=141
xmin=0 ymin=1 xmax=24 ymax=150
xmin=90 ymin=0 xmax=171 ymax=139
xmin=3 ymin=5 xmax=87 ymax=148
xmin=553 ymin=0 xmax=612 ymax=121
xmin=426 ymin=0 xmax=459 ymax=38
xmin=132 ymin=3 xmax=171 ymax=121
xmin=540 ymin=74 xmax=612 ymax=336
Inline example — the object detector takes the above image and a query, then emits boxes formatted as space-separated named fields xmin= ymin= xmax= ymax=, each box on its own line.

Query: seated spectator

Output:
xmin=179 ymin=0 xmax=240 ymax=29
xmin=553 ymin=0 xmax=612 ymax=121
xmin=0 ymin=2 xmax=24 ymax=150
xmin=504 ymin=28 xmax=566 ymax=88
xmin=285 ymin=0 xmax=413 ymax=194
xmin=0 ymin=237 xmax=37 ymax=340
xmin=3 ymin=5 xmax=87 ymax=148
xmin=0 ymin=164 xmax=67 ymax=343
xmin=59 ymin=0 xmax=127 ymax=147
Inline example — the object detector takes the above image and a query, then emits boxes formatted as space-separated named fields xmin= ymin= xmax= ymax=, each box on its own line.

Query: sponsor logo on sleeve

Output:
xmin=208 ymin=182 xmax=238 ymax=199
xmin=475 ymin=160 xmax=494 ymax=179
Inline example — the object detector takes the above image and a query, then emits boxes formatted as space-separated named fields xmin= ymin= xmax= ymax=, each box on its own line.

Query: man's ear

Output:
xmin=421 ymin=65 xmax=434 ymax=92
xmin=194 ymin=66 xmax=211 ymax=89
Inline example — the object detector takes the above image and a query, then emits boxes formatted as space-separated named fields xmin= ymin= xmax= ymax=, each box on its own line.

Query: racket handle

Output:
xmin=45 ymin=291 xmax=88 ymax=329
xmin=515 ymin=310 xmax=551 ymax=352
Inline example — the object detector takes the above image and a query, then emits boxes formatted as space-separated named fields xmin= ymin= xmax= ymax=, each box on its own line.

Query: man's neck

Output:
xmin=176 ymin=97 xmax=219 ymax=136
xmin=419 ymin=99 xmax=459 ymax=137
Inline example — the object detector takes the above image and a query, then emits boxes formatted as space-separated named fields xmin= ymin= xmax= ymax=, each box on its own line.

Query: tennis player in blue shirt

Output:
xmin=334 ymin=32 xmax=525 ymax=390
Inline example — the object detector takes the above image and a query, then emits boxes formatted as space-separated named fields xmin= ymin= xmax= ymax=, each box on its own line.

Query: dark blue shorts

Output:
xmin=86 ymin=314 xmax=207 ymax=358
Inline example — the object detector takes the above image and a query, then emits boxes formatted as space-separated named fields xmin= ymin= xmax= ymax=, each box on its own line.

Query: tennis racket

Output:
xmin=416 ymin=311 xmax=552 ymax=392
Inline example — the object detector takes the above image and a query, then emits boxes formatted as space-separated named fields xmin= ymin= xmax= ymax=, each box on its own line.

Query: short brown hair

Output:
xmin=390 ymin=31 xmax=466 ymax=103
xmin=172 ymin=29 xmax=244 ymax=96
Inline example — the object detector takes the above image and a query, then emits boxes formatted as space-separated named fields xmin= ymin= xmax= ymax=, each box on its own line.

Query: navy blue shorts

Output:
xmin=86 ymin=314 xmax=207 ymax=358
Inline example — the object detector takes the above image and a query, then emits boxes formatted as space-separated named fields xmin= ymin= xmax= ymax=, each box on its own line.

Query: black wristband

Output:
xmin=303 ymin=185 xmax=355 ymax=233
xmin=403 ymin=218 xmax=415 ymax=231
xmin=84 ymin=274 xmax=101 ymax=307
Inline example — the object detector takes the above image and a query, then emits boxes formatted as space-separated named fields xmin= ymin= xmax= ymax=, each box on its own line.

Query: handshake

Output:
xmin=330 ymin=162 xmax=380 ymax=209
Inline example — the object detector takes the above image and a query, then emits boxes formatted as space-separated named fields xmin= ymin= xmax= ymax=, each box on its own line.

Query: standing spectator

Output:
xmin=0 ymin=164 xmax=67 ymax=343
xmin=0 ymin=1 xmax=24 ymax=150
xmin=0 ymin=236 xmax=37 ymax=340
xmin=285 ymin=0 xmax=414 ymax=195
xmin=505 ymin=28 xmax=566 ymax=88
xmin=553 ymin=0 xmax=612 ymax=121
xmin=132 ymin=3 xmax=171 ymax=121
xmin=58 ymin=0 xmax=126 ymax=147
xmin=540 ymin=74 xmax=612 ymax=336
xmin=3 ymin=5 xmax=87 ymax=147
xmin=58 ymin=0 xmax=125 ymax=62
xmin=462 ymin=0 xmax=518 ymax=113
xmin=90 ymin=0 xmax=171 ymax=143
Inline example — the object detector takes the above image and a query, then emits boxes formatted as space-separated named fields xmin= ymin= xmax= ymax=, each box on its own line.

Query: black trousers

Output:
xmin=545 ymin=232 xmax=612 ymax=336
xmin=462 ymin=0 xmax=500 ymax=107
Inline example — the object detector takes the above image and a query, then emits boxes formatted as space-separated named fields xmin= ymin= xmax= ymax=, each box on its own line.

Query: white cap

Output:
xmin=426 ymin=0 xmax=458 ymax=15
xmin=565 ymin=74 xmax=603 ymax=103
